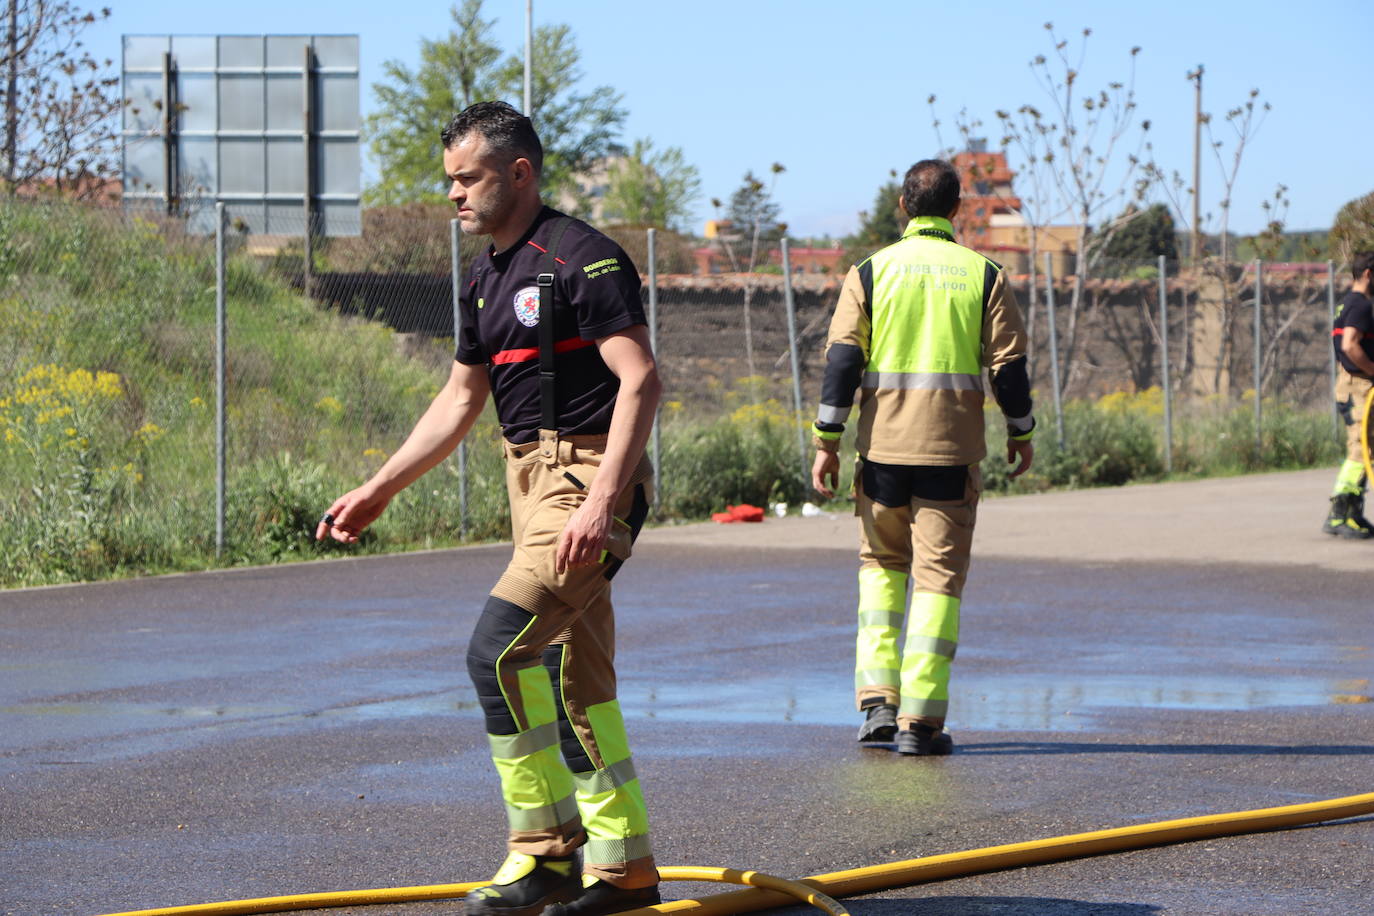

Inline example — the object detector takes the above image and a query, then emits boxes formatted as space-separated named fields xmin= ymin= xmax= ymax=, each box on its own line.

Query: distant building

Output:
xmin=951 ymin=140 xmax=1077 ymax=276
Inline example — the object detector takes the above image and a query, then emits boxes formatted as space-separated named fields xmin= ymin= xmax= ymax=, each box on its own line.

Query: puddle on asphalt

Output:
xmin=5 ymin=674 xmax=1368 ymax=741
xmin=618 ymin=671 xmax=1371 ymax=732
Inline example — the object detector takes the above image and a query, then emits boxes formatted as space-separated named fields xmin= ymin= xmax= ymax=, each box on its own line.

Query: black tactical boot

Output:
xmin=1350 ymin=491 xmax=1374 ymax=536
xmin=1323 ymin=493 xmax=1373 ymax=539
xmin=896 ymin=723 xmax=953 ymax=757
xmin=856 ymin=697 xmax=897 ymax=743
xmin=545 ymin=877 xmax=662 ymax=916
xmin=464 ymin=852 xmax=580 ymax=916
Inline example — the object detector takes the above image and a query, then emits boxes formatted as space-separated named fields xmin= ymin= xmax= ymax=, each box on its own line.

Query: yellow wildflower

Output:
xmin=315 ymin=396 xmax=344 ymax=415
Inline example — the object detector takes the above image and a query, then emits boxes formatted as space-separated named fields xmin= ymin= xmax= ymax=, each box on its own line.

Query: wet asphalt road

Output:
xmin=2 ymin=530 xmax=1372 ymax=916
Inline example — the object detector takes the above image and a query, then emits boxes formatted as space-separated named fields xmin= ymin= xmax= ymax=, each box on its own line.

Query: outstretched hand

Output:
xmin=316 ymin=484 xmax=392 ymax=544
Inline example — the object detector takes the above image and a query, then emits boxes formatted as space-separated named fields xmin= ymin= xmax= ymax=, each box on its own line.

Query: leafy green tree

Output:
xmin=599 ymin=138 xmax=701 ymax=232
xmin=1330 ymin=190 xmax=1374 ymax=266
xmin=841 ymin=171 xmax=903 ymax=267
xmin=364 ymin=0 xmax=626 ymax=211
xmin=723 ymin=167 xmax=786 ymax=245
xmin=1096 ymin=203 xmax=1179 ymax=261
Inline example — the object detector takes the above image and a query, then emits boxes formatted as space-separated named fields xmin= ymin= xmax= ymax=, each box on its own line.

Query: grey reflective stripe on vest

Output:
xmin=817 ymin=403 xmax=852 ymax=424
xmin=506 ymin=791 xmax=579 ymax=831
xmin=572 ymin=757 xmax=639 ymax=796
xmin=856 ymin=667 xmax=899 ymax=687
xmin=862 ymin=370 xmax=982 ymax=391
xmin=858 ymin=609 xmax=905 ymax=630
xmin=899 ymin=697 xmax=949 ymax=719
xmin=584 ymin=833 xmax=653 ymax=866
xmin=488 ymin=720 xmax=559 ymax=759
xmin=903 ymin=635 xmax=958 ymax=660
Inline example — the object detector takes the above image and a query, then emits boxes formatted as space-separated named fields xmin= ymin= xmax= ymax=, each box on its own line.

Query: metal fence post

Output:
xmin=1253 ymin=258 xmax=1263 ymax=461
xmin=1158 ymin=255 xmax=1172 ymax=474
xmin=1328 ymin=260 xmax=1339 ymax=435
xmin=1044 ymin=252 xmax=1065 ymax=448
xmin=215 ymin=202 xmax=227 ymax=558
xmin=780 ymin=239 xmax=807 ymax=485
xmin=451 ymin=218 xmax=468 ymax=539
xmin=647 ymin=228 xmax=660 ymax=488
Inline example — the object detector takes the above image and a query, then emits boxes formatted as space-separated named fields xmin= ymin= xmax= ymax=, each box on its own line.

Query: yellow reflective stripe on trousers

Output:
xmin=487 ymin=720 xmax=559 ymax=760
xmin=489 ymin=664 xmax=573 ymax=822
xmin=585 ymin=834 xmax=653 ymax=867
xmin=585 ymin=699 xmax=632 ymax=765
xmin=577 ymin=699 xmax=651 ymax=863
xmin=572 ymin=756 xmax=639 ymax=796
xmin=899 ymin=593 xmax=960 ymax=716
xmin=899 ymin=696 xmax=950 ymax=719
xmin=858 ymin=567 xmax=907 ymax=611
xmin=505 ymin=792 xmax=580 ymax=831
xmin=905 ymin=634 xmax=958 ymax=659
xmin=858 ymin=609 xmax=904 ymax=630
xmin=857 ymin=567 xmax=906 ymax=689
xmin=856 ymin=667 xmax=900 ymax=688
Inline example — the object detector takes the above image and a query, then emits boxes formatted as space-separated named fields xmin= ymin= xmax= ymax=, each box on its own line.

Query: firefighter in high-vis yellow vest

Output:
xmin=812 ymin=159 xmax=1035 ymax=756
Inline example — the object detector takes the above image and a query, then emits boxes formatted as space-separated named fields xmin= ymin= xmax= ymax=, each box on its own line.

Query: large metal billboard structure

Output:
xmin=121 ymin=34 xmax=361 ymax=237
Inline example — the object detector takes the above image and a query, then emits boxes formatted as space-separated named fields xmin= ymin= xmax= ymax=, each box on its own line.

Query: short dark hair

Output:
xmin=1353 ymin=251 xmax=1374 ymax=280
xmin=901 ymin=159 xmax=961 ymax=218
xmin=440 ymin=101 xmax=543 ymax=176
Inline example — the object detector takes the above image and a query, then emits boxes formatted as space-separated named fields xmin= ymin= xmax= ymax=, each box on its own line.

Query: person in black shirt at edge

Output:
xmin=318 ymin=101 xmax=662 ymax=916
xmin=1325 ymin=250 xmax=1374 ymax=538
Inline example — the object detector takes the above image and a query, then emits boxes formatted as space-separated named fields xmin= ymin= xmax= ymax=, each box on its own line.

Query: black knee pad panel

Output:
xmin=542 ymin=643 xmax=595 ymax=774
xmin=466 ymin=595 xmax=536 ymax=736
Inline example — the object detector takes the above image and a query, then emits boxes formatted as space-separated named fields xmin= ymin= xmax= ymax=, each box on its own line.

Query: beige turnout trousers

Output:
xmin=854 ymin=461 xmax=981 ymax=731
xmin=467 ymin=430 xmax=657 ymax=888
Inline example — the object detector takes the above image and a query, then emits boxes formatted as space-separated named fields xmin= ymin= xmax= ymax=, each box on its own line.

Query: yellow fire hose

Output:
xmin=97 ymin=791 xmax=1374 ymax=916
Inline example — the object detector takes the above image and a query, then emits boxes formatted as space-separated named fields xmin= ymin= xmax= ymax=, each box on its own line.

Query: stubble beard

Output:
xmin=458 ymin=179 xmax=514 ymax=238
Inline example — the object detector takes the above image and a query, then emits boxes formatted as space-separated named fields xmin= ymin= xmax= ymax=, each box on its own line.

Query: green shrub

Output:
xmin=656 ymin=396 xmax=810 ymax=518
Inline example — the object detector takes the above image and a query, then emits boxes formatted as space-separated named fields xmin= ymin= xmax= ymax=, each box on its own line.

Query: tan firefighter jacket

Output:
xmin=813 ymin=215 xmax=1034 ymax=466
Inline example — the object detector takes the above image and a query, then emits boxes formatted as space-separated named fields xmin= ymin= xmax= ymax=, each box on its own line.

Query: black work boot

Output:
xmin=896 ymin=723 xmax=953 ymax=757
xmin=545 ymin=877 xmax=662 ymax=916
xmin=1351 ymin=492 xmax=1374 ymax=536
xmin=464 ymin=852 xmax=580 ymax=916
xmin=857 ymin=697 xmax=898 ymax=743
xmin=1323 ymin=494 xmax=1374 ymax=539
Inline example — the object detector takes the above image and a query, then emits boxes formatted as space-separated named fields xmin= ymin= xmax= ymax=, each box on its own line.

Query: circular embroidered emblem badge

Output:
xmin=513 ymin=286 xmax=540 ymax=327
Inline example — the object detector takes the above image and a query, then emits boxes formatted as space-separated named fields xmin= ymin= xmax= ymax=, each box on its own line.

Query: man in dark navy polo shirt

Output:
xmin=318 ymin=101 xmax=662 ymax=916
xmin=1325 ymin=250 xmax=1374 ymax=538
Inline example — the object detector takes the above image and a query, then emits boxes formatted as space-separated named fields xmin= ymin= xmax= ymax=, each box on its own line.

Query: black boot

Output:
xmin=545 ymin=878 xmax=662 ymax=916
xmin=465 ymin=853 xmax=580 ymax=916
xmin=1323 ymin=493 xmax=1373 ymax=539
xmin=1351 ymin=491 xmax=1374 ymax=536
xmin=896 ymin=723 xmax=953 ymax=757
xmin=857 ymin=697 xmax=897 ymax=743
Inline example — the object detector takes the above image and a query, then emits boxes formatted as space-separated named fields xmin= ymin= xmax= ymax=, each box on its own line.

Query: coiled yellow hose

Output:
xmin=96 ymin=791 xmax=1374 ymax=916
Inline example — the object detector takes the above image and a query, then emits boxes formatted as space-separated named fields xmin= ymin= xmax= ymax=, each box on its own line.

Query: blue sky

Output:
xmin=88 ymin=0 xmax=1371 ymax=239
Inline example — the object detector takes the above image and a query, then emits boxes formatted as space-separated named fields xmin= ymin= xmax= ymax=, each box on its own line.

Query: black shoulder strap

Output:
xmin=537 ymin=216 xmax=574 ymax=432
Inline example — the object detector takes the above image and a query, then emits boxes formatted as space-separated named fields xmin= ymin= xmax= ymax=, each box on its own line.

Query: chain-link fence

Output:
xmin=0 ymin=195 xmax=1349 ymax=587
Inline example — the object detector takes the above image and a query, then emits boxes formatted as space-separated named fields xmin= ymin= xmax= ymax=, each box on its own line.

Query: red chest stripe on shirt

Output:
xmin=491 ymin=336 xmax=596 ymax=365
xmin=525 ymin=239 xmax=567 ymax=264
xmin=1333 ymin=328 xmax=1374 ymax=340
